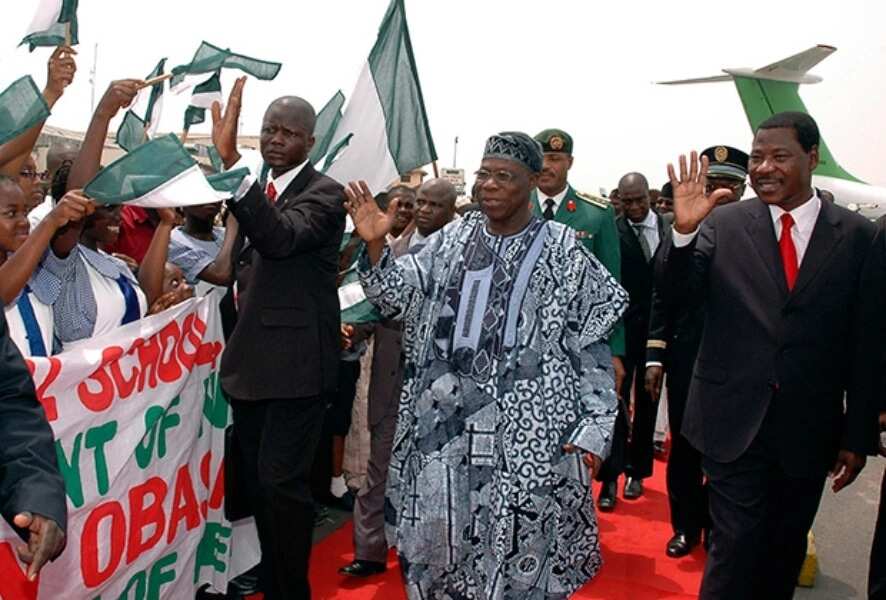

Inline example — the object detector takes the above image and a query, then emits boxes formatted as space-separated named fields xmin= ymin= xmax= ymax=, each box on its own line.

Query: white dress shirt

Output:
xmin=672 ymin=194 xmax=821 ymax=267
xmin=231 ymin=156 xmax=309 ymax=203
xmin=630 ymin=209 xmax=661 ymax=257
xmin=539 ymin=186 xmax=569 ymax=215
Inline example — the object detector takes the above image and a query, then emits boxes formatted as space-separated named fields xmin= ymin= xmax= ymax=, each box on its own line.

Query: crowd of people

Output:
xmin=0 ymin=42 xmax=885 ymax=600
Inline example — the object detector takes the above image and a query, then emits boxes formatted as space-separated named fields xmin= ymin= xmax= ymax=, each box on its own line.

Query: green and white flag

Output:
xmin=323 ymin=0 xmax=437 ymax=193
xmin=207 ymin=167 xmax=249 ymax=197
xmin=309 ymin=91 xmax=346 ymax=164
xmin=116 ymin=58 xmax=167 ymax=151
xmin=170 ymin=41 xmax=280 ymax=93
xmin=0 ymin=76 xmax=51 ymax=146
xmin=21 ymin=0 xmax=79 ymax=51
xmin=338 ymin=234 xmax=381 ymax=324
xmin=84 ymin=135 xmax=227 ymax=208
xmin=183 ymin=71 xmax=223 ymax=130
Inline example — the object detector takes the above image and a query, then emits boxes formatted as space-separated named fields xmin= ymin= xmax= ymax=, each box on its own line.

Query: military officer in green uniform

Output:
xmin=531 ymin=128 xmax=626 ymax=388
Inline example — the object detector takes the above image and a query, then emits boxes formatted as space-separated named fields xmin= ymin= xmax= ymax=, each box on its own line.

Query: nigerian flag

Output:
xmin=170 ymin=41 xmax=281 ymax=93
xmin=207 ymin=168 xmax=249 ymax=197
xmin=184 ymin=71 xmax=223 ymax=130
xmin=116 ymin=58 xmax=167 ymax=152
xmin=323 ymin=0 xmax=437 ymax=193
xmin=21 ymin=0 xmax=79 ymax=51
xmin=309 ymin=91 xmax=346 ymax=164
xmin=338 ymin=234 xmax=380 ymax=323
xmin=0 ymin=76 xmax=50 ymax=146
xmin=84 ymin=135 xmax=226 ymax=207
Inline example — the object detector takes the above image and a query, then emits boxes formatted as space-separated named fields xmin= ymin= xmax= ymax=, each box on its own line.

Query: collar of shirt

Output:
xmin=540 ymin=185 xmax=569 ymax=214
xmin=768 ymin=191 xmax=821 ymax=265
xmin=408 ymin=230 xmax=427 ymax=248
xmin=633 ymin=208 xmax=658 ymax=230
xmin=266 ymin=159 xmax=309 ymax=198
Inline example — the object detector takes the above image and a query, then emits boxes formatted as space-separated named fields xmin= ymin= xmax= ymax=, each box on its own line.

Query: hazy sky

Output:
xmin=2 ymin=1 xmax=885 ymax=192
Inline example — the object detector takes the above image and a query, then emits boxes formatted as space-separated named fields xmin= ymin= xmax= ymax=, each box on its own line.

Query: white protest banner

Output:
xmin=0 ymin=296 xmax=258 ymax=599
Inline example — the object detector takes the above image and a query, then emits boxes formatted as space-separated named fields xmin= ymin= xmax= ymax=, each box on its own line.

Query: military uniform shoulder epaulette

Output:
xmin=574 ymin=190 xmax=610 ymax=210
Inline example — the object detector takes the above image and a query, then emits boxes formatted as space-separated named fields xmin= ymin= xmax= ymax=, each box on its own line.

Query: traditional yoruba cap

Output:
xmin=483 ymin=131 xmax=544 ymax=173
xmin=660 ymin=181 xmax=673 ymax=199
xmin=701 ymin=145 xmax=748 ymax=180
xmin=534 ymin=128 xmax=573 ymax=155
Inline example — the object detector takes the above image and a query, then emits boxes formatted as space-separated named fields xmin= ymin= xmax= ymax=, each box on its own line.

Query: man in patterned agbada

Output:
xmin=344 ymin=131 xmax=628 ymax=599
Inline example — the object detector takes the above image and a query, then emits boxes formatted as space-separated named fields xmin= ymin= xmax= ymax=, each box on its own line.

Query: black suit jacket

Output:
xmin=617 ymin=211 xmax=670 ymax=356
xmin=660 ymin=197 xmax=884 ymax=476
xmin=221 ymin=162 xmax=346 ymax=401
xmin=875 ymin=216 xmax=886 ymax=415
xmin=0 ymin=312 xmax=66 ymax=539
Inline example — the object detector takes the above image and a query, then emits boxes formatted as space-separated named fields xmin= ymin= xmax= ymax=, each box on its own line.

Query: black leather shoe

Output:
xmin=666 ymin=532 xmax=699 ymax=558
xmin=338 ymin=560 xmax=387 ymax=577
xmin=623 ymin=477 xmax=644 ymax=499
xmin=597 ymin=481 xmax=617 ymax=512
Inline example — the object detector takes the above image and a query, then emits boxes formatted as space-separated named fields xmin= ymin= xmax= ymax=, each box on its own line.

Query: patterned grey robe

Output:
xmin=359 ymin=212 xmax=628 ymax=599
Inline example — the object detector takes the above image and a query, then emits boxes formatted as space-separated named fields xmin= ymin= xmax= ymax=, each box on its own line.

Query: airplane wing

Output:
xmin=755 ymin=45 xmax=836 ymax=77
xmin=655 ymin=74 xmax=732 ymax=85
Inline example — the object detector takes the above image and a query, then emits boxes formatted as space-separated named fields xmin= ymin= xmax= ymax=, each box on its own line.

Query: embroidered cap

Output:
xmin=483 ymin=131 xmax=544 ymax=173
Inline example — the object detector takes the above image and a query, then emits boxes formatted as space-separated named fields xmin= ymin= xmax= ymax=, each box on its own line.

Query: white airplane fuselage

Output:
xmin=812 ymin=175 xmax=886 ymax=220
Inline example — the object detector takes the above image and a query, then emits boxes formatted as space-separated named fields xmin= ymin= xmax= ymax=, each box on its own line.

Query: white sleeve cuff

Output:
xmin=671 ymin=226 xmax=699 ymax=248
xmin=645 ymin=361 xmax=664 ymax=368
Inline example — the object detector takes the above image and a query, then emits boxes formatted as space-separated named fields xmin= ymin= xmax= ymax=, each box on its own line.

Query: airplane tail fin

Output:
xmin=657 ymin=45 xmax=861 ymax=183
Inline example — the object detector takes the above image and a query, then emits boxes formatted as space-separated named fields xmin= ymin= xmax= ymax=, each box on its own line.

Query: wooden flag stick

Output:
xmin=64 ymin=22 xmax=71 ymax=46
xmin=140 ymin=73 xmax=173 ymax=89
xmin=432 ymin=160 xmax=440 ymax=178
xmin=180 ymin=129 xmax=190 ymax=145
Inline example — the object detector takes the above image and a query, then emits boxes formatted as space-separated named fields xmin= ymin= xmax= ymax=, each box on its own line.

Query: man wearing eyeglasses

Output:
xmin=645 ymin=145 xmax=747 ymax=557
xmin=344 ymin=131 xmax=627 ymax=599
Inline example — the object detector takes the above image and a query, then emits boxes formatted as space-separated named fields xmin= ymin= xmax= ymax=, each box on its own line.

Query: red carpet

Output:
xmin=309 ymin=456 xmax=705 ymax=599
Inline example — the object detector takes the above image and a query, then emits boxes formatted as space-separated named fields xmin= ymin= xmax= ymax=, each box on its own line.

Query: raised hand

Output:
xmin=667 ymin=151 xmax=733 ymax=234
xmin=96 ymin=80 xmax=143 ymax=120
xmin=46 ymin=189 xmax=94 ymax=229
xmin=13 ymin=512 xmax=65 ymax=581
xmin=344 ymin=181 xmax=397 ymax=244
xmin=147 ymin=285 xmax=194 ymax=315
xmin=211 ymin=76 xmax=246 ymax=169
xmin=45 ymin=45 xmax=77 ymax=103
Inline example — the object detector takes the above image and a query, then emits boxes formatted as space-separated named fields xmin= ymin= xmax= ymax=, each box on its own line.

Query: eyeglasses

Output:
xmin=18 ymin=170 xmax=49 ymax=181
xmin=474 ymin=168 xmax=518 ymax=185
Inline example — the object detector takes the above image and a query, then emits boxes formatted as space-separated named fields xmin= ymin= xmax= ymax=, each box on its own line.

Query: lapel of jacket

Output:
xmin=744 ymin=197 xmax=789 ymax=298
xmin=276 ymin=162 xmax=316 ymax=210
xmin=787 ymin=198 xmax=842 ymax=303
xmin=554 ymin=185 xmax=580 ymax=229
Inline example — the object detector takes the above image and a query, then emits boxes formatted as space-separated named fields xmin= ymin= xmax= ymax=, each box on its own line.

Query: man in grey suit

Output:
xmin=339 ymin=178 xmax=457 ymax=578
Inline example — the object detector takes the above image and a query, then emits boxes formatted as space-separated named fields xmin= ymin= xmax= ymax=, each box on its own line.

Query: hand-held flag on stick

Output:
xmin=0 ymin=76 xmax=51 ymax=145
xmin=322 ymin=0 xmax=437 ymax=193
xmin=116 ymin=58 xmax=168 ymax=152
xmin=309 ymin=91 xmax=346 ymax=164
xmin=21 ymin=0 xmax=79 ymax=51
xmin=84 ymin=135 xmax=228 ymax=207
xmin=170 ymin=41 xmax=281 ymax=93
xmin=183 ymin=71 xmax=223 ymax=131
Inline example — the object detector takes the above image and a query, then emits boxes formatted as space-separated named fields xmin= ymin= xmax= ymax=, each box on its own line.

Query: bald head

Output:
xmin=617 ymin=172 xmax=651 ymax=223
xmin=265 ymin=96 xmax=316 ymax=134
xmin=415 ymin=178 xmax=457 ymax=236
xmin=47 ymin=140 xmax=80 ymax=177
xmin=261 ymin=96 xmax=317 ymax=175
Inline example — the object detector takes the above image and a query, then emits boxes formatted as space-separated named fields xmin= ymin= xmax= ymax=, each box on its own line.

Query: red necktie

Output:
xmin=265 ymin=181 xmax=278 ymax=203
xmin=779 ymin=213 xmax=799 ymax=290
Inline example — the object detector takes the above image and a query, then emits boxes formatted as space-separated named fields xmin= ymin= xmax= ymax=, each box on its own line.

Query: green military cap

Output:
xmin=701 ymin=145 xmax=748 ymax=180
xmin=534 ymin=128 xmax=573 ymax=155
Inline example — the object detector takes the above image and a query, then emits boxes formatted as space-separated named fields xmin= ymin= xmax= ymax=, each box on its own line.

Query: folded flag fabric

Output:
xmin=323 ymin=0 xmax=437 ymax=194
xmin=0 ymin=76 xmax=51 ymax=146
xmin=309 ymin=91 xmax=346 ymax=164
xmin=184 ymin=71 xmax=223 ymax=130
xmin=116 ymin=58 xmax=167 ymax=151
xmin=84 ymin=135 xmax=227 ymax=207
xmin=170 ymin=41 xmax=281 ymax=92
xmin=115 ymin=110 xmax=148 ymax=153
xmin=21 ymin=0 xmax=79 ymax=51
xmin=207 ymin=168 xmax=250 ymax=197
xmin=339 ymin=266 xmax=381 ymax=324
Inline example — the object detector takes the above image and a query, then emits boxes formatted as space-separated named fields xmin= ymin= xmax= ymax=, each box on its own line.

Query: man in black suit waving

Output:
xmin=661 ymin=112 xmax=883 ymax=599
xmin=212 ymin=77 xmax=346 ymax=600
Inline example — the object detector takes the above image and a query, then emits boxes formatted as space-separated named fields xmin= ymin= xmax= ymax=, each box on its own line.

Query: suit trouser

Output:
xmin=665 ymin=373 xmax=708 ymax=537
xmin=870 ymin=466 xmax=886 ymax=600
xmin=231 ymin=396 xmax=326 ymax=600
xmin=353 ymin=408 xmax=398 ymax=562
xmin=699 ymin=412 xmax=825 ymax=600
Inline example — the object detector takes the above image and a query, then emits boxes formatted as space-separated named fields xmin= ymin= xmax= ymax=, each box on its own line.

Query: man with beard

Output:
xmin=645 ymin=145 xmax=748 ymax=557
xmin=344 ymin=132 xmax=626 ymax=598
